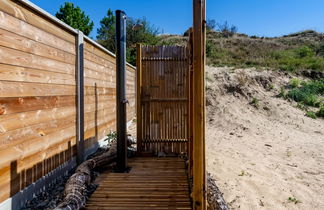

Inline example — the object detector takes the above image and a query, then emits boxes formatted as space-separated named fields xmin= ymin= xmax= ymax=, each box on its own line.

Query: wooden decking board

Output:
xmin=86 ymin=157 xmax=192 ymax=210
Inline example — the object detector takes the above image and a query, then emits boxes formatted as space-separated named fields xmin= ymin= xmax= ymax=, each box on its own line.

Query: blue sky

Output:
xmin=29 ymin=0 xmax=324 ymax=38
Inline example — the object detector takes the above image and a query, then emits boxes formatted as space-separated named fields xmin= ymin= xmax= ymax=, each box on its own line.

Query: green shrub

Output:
xmin=296 ymin=102 xmax=306 ymax=110
xmin=289 ymin=78 xmax=301 ymax=88
xmin=286 ymin=79 xmax=324 ymax=107
xmin=316 ymin=44 xmax=324 ymax=57
xmin=280 ymin=79 xmax=324 ymax=119
xmin=268 ymin=84 xmax=275 ymax=90
xmin=105 ymin=131 xmax=117 ymax=143
xmin=317 ymin=106 xmax=324 ymax=118
xmin=304 ymin=94 xmax=320 ymax=107
xmin=306 ymin=111 xmax=317 ymax=119
xmin=288 ymin=197 xmax=301 ymax=204
xmin=279 ymin=87 xmax=287 ymax=98
xmin=251 ymin=97 xmax=260 ymax=108
xmin=295 ymin=46 xmax=315 ymax=58
xmin=269 ymin=46 xmax=324 ymax=72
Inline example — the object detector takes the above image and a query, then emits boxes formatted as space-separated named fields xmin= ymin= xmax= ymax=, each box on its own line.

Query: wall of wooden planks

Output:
xmin=0 ymin=0 xmax=136 ymax=204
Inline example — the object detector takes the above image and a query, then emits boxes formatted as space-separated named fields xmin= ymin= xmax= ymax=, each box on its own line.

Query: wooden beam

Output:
xmin=136 ymin=44 xmax=143 ymax=155
xmin=192 ymin=0 xmax=206 ymax=209
xmin=187 ymin=27 xmax=194 ymax=183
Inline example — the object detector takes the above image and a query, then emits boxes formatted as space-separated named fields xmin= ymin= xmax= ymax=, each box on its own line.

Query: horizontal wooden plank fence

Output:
xmin=0 ymin=0 xmax=136 ymax=206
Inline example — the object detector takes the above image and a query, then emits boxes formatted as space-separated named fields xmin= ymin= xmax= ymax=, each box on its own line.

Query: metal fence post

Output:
xmin=116 ymin=10 xmax=128 ymax=172
xmin=76 ymin=30 xmax=85 ymax=164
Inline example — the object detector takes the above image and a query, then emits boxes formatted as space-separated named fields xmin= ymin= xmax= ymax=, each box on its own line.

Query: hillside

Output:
xmin=158 ymin=30 xmax=324 ymax=76
xmin=205 ymin=66 xmax=324 ymax=209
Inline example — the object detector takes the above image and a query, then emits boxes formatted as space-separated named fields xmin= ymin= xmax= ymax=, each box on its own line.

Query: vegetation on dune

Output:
xmin=55 ymin=2 xmax=324 ymax=73
xmin=317 ymin=105 xmax=324 ymax=117
xmin=280 ymin=78 xmax=324 ymax=118
xmin=204 ymin=30 xmax=324 ymax=73
xmin=55 ymin=2 xmax=94 ymax=36
xmin=269 ymin=46 xmax=324 ymax=72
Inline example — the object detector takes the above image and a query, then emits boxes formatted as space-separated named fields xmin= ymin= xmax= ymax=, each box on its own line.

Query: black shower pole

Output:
xmin=115 ymin=10 xmax=128 ymax=172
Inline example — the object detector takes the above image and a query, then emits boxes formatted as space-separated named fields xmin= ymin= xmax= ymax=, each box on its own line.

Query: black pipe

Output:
xmin=115 ymin=10 xmax=127 ymax=172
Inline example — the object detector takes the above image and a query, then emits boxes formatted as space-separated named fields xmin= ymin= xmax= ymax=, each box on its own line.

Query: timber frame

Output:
xmin=191 ymin=0 xmax=207 ymax=209
xmin=0 ymin=0 xmax=207 ymax=209
xmin=135 ymin=0 xmax=207 ymax=209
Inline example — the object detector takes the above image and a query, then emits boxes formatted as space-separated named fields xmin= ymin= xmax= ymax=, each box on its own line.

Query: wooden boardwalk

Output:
xmin=86 ymin=157 xmax=192 ymax=210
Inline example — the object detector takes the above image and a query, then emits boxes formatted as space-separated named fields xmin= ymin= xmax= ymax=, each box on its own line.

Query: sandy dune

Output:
xmin=206 ymin=67 xmax=324 ymax=210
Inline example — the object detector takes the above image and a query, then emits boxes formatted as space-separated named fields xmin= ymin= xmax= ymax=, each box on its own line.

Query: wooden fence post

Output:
xmin=136 ymin=44 xmax=143 ymax=155
xmin=187 ymin=27 xmax=194 ymax=181
xmin=192 ymin=0 xmax=207 ymax=209
xmin=76 ymin=30 xmax=85 ymax=164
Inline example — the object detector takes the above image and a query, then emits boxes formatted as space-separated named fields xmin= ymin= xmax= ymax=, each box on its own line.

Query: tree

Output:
xmin=217 ymin=21 xmax=238 ymax=37
xmin=97 ymin=10 xmax=159 ymax=65
xmin=206 ymin=19 xmax=216 ymax=31
xmin=56 ymin=2 xmax=94 ymax=36
xmin=96 ymin=9 xmax=116 ymax=52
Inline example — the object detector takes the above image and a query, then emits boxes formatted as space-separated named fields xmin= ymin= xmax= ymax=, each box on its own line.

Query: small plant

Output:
xmin=238 ymin=170 xmax=251 ymax=177
xmin=206 ymin=73 xmax=214 ymax=83
xmin=287 ymin=79 xmax=324 ymax=107
xmin=236 ymin=71 xmax=249 ymax=86
xmin=316 ymin=105 xmax=324 ymax=118
xmin=280 ymin=79 xmax=324 ymax=117
xmin=238 ymin=171 xmax=245 ymax=176
xmin=296 ymin=102 xmax=307 ymax=110
xmin=306 ymin=111 xmax=317 ymax=119
xmin=251 ymin=97 xmax=260 ymax=108
xmin=105 ymin=131 xmax=117 ymax=144
xmin=289 ymin=78 xmax=301 ymax=88
xmin=304 ymin=94 xmax=320 ymax=107
xmin=279 ymin=87 xmax=287 ymax=98
xmin=268 ymin=84 xmax=275 ymax=90
xmin=288 ymin=197 xmax=301 ymax=204
xmin=295 ymin=46 xmax=314 ymax=58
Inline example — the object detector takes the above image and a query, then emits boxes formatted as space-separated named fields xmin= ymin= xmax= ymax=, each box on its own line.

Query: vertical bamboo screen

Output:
xmin=137 ymin=45 xmax=190 ymax=155
xmin=0 ymin=0 xmax=135 ymax=204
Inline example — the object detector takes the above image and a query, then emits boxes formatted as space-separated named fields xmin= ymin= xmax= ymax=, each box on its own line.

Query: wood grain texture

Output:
xmin=0 ymin=10 xmax=75 ymax=54
xmin=0 ymin=1 xmax=136 ymax=204
xmin=0 ymin=63 xmax=76 ymax=85
xmin=0 ymin=46 xmax=75 ymax=75
xmin=137 ymin=45 xmax=189 ymax=155
xmin=0 ymin=81 xmax=75 ymax=97
xmin=136 ymin=44 xmax=143 ymax=154
xmin=0 ymin=0 xmax=76 ymax=43
xmin=192 ymin=0 xmax=207 ymax=209
xmin=86 ymin=157 xmax=192 ymax=210
xmin=0 ymin=28 xmax=75 ymax=65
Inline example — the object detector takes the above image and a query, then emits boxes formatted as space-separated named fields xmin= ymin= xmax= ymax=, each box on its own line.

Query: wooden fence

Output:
xmin=137 ymin=45 xmax=190 ymax=155
xmin=0 ymin=0 xmax=135 ymax=205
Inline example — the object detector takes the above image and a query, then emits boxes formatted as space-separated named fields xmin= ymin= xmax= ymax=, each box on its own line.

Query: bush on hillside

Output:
xmin=270 ymin=46 xmax=324 ymax=72
xmin=317 ymin=105 xmax=324 ymax=118
xmin=287 ymin=79 xmax=324 ymax=107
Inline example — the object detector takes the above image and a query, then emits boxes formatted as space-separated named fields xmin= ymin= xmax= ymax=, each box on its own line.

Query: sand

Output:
xmin=205 ymin=66 xmax=324 ymax=210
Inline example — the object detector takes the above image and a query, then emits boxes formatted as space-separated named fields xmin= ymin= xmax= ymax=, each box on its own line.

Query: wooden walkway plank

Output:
xmin=86 ymin=157 xmax=192 ymax=210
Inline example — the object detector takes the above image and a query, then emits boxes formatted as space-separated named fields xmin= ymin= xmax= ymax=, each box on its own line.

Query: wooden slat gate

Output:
xmin=137 ymin=45 xmax=190 ymax=155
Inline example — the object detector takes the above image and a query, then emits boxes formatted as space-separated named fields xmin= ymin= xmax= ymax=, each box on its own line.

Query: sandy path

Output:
xmin=206 ymin=67 xmax=324 ymax=209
